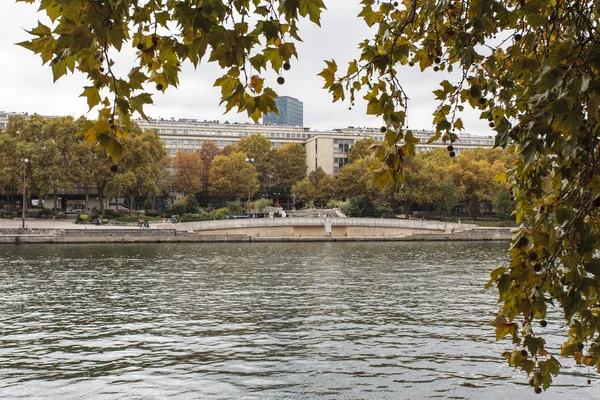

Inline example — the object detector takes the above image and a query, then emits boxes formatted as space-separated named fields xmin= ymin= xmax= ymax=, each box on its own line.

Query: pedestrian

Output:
xmin=137 ymin=218 xmax=142 ymax=228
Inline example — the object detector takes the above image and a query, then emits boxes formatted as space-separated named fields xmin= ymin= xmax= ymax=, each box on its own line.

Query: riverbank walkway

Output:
xmin=0 ymin=217 xmax=512 ymax=244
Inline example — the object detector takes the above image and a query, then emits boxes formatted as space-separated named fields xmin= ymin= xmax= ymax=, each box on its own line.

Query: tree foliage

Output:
xmin=237 ymin=133 xmax=273 ymax=179
xmin=348 ymin=137 xmax=375 ymax=164
xmin=172 ymin=150 xmax=204 ymax=194
xmin=16 ymin=0 xmax=327 ymax=156
xmin=106 ymin=126 xmax=167 ymax=215
xmin=335 ymin=157 xmax=373 ymax=200
xmin=199 ymin=141 xmax=221 ymax=190
xmin=208 ymin=151 xmax=259 ymax=200
xmin=17 ymin=0 xmax=600 ymax=389
xmin=272 ymin=142 xmax=306 ymax=189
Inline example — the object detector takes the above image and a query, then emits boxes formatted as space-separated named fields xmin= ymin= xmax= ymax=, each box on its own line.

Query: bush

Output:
xmin=144 ymin=210 xmax=162 ymax=217
xmin=185 ymin=194 xmax=199 ymax=214
xmin=180 ymin=213 xmax=205 ymax=222
xmin=115 ymin=216 xmax=163 ymax=223
xmin=0 ymin=211 xmax=18 ymax=219
xmin=326 ymin=200 xmax=343 ymax=209
xmin=143 ymin=197 xmax=154 ymax=210
xmin=104 ymin=209 xmax=122 ymax=218
xmin=38 ymin=208 xmax=54 ymax=217
xmin=251 ymin=198 xmax=271 ymax=211
xmin=171 ymin=202 xmax=186 ymax=216
xmin=206 ymin=207 xmax=229 ymax=220
xmin=227 ymin=199 xmax=244 ymax=215
xmin=77 ymin=214 xmax=89 ymax=222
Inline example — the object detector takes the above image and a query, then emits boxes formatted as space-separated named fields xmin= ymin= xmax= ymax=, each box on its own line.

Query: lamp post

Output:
xmin=245 ymin=157 xmax=254 ymax=215
xmin=21 ymin=158 xmax=29 ymax=230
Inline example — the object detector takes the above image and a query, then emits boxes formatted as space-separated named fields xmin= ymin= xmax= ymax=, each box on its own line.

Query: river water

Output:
xmin=0 ymin=242 xmax=597 ymax=399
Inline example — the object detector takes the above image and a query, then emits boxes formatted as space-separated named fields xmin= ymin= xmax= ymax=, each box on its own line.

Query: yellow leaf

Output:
xmin=249 ymin=75 xmax=264 ymax=94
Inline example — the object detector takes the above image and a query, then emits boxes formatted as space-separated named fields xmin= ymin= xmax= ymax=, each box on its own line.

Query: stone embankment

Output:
xmin=0 ymin=218 xmax=513 ymax=244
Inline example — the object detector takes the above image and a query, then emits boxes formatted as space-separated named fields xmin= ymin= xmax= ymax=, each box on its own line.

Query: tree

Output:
xmin=183 ymin=193 xmax=199 ymax=214
xmin=335 ymin=157 xmax=372 ymax=200
xmin=237 ymin=133 xmax=273 ymax=182
xmin=348 ymin=138 xmax=375 ymax=164
xmin=343 ymin=195 xmax=376 ymax=218
xmin=107 ymin=127 xmax=168 ymax=216
xmin=208 ymin=152 xmax=259 ymax=200
xmin=70 ymin=135 xmax=116 ymax=214
xmin=494 ymin=186 xmax=516 ymax=221
xmin=31 ymin=117 xmax=80 ymax=212
xmin=220 ymin=144 xmax=239 ymax=156
xmin=172 ymin=151 xmax=204 ymax=195
xmin=18 ymin=0 xmax=600 ymax=389
xmin=199 ymin=141 xmax=221 ymax=190
xmin=291 ymin=178 xmax=315 ymax=206
xmin=467 ymin=193 xmax=481 ymax=222
xmin=306 ymin=167 xmax=337 ymax=206
xmin=272 ymin=142 xmax=306 ymax=190
xmin=435 ymin=182 xmax=458 ymax=217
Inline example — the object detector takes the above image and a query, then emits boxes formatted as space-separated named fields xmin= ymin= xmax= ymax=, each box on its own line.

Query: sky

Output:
xmin=0 ymin=1 xmax=492 ymax=136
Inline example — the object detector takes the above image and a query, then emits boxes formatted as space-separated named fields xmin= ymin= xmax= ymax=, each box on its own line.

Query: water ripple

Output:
xmin=0 ymin=242 xmax=597 ymax=399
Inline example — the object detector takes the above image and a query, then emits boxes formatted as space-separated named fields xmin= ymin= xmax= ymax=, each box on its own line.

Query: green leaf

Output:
xmin=80 ymin=86 xmax=101 ymax=111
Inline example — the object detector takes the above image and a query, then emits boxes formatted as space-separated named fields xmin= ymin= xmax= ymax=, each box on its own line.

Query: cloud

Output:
xmin=0 ymin=1 xmax=493 ymax=136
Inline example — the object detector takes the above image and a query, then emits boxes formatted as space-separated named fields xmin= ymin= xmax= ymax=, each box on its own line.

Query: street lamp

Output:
xmin=245 ymin=157 xmax=254 ymax=215
xmin=21 ymin=158 xmax=29 ymax=230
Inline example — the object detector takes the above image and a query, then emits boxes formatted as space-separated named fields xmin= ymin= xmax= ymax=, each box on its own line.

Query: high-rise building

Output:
xmin=263 ymin=96 xmax=303 ymax=126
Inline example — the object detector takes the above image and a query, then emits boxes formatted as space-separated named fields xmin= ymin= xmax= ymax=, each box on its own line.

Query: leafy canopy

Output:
xmin=17 ymin=0 xmax=600 ymax=391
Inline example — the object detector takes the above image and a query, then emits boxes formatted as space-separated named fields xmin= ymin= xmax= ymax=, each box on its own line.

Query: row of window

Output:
xmin=149 ymin=128 xmax=311 ymax=140
xmin=164 ymin=140 xmax=292 ymax=153
xmin=419 ymin=137 xmax=493 ymax=145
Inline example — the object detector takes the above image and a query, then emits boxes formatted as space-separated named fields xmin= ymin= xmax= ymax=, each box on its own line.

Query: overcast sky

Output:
xmin=0 ymin=1 xmax=492 ymax=136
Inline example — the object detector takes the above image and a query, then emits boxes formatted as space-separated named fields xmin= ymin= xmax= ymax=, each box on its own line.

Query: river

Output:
xmin=0 ymin=242 xmax=597 ymax=399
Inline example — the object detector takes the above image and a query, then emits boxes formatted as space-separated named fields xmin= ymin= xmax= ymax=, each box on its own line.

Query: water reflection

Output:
xmin=0 ymin=242 xmax=596 ymax=399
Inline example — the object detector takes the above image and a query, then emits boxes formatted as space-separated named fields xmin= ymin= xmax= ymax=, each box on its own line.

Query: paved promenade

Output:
xmin=0 ymin=219 xmax=166 ymax=230
xmin=0 ymin=218 xmax=512 ymax=244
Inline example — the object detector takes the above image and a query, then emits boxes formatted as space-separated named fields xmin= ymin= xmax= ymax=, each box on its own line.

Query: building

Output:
xmin=304 ymin=126 xmax=496 ymax=175
xmin=134 ymin=119 xmax=495 ymax=176
xmin=0 ymin=111 xmax=496 ymax=178
xmin=262 ymin=96 xmax=304 ymax=127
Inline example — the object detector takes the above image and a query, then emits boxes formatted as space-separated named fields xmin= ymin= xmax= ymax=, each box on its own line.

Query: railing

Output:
xmin=175 ymin=217 xmax=476 ymax=232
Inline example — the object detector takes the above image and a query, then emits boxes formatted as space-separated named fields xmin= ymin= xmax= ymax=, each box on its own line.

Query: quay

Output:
xmin=0 ymin=218 xmax=512 ymax=244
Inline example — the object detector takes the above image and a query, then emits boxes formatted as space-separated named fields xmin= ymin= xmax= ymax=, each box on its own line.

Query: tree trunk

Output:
xmin=53 ymin=189 xmax=58 ymax=213
xmin=116 ymin=193 xmax=120 ymax=210
xmin=98 ymin=188 xmax=105 ymax=214
xmin=85 ymin=189 xmax=89 ymax=213
xmin=129 ymin=194 xmax=135 ymax=217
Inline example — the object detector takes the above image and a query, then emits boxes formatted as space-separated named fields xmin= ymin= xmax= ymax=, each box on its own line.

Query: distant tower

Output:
xmin=262 ymin=96 xmax=303 ymax=127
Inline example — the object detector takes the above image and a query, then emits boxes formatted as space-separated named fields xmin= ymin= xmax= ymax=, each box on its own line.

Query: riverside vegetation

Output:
xmin=11 ymin=0 xmax=600 ymax=391
xmin=1 ymin=115 xmax=513 ymax=222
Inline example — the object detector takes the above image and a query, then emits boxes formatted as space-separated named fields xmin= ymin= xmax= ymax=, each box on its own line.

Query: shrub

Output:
xmin=115 ymin=216 xmax=163 ymax=223
xmin=77 ymin=214 xmax=89 ymax=222
xmin=326 ymin=200 xmax=343 ymax=209
xmin=38 ymin=208 xmax=54 ymax=217
xmin=227 ymin=199 xmax=244 ymax=215
xmin=180 ymin=213 xmax=205 ymax=222
xmin=144 ymin=210 xmax=162 ymax=217
xmin=185 ymin=194 xmax=199 ymax=214
xmin=143 ymin=197 xmax=154 ymax=210
xmin=171 ymin=202 xmax=186 ymax=216
xmin=206 ymin=207 xmax=229 ymax=220
xmin=104 ymin=209 xmax=122 ymax=218
xmin=251 ymin=198 xmax=271 ymax=211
